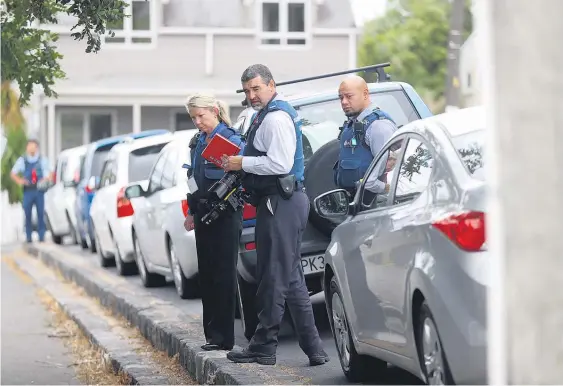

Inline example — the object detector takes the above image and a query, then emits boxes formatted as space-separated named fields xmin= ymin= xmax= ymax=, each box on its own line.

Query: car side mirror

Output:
xmin=125 ymin=183 xmax=146 ymax=199
xmin=313 ymin=189 xmax=351 ymax=218
xmin=87 ymin=175 xmax=100 ymax=191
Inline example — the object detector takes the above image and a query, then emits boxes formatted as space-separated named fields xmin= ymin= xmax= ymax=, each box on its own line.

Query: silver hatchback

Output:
xmin=314 ymin=106 xmax=487 ymax=384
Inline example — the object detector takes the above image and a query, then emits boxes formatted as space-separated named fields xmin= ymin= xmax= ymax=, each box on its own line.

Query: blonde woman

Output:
xmin=183 ymin=93 xmax=245 ymax=351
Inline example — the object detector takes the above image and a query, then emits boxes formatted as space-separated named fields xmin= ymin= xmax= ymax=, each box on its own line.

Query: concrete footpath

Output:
xmin=24 ymin=243 xmax=313 ymax=385
xmin=1 ymin=253 xmax=81 ymax=385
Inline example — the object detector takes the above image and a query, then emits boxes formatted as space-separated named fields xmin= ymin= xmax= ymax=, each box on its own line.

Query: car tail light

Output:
xmin=51 ymin=171 xmax=57 ymax=184
xmin=432 ymin=211 xmax=486 ymax=252
xmin=243 ymin=203 xmax=256 ymax=220
xmin=245 ymin=242 xmax=256 ymax=250
xmin=181 ymin=199 xmax=189 ymax=218
xmin=117 ymin=187 xmax=134 ymax=218
xmin=85 ymin=177 xmax=96 ymax=193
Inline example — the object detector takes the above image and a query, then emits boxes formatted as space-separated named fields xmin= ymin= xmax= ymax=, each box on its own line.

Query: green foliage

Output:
xmin=358 ymin=0 xmax=473 ymax=107
xmin=0 ymin=0 xmax=128 ymax=106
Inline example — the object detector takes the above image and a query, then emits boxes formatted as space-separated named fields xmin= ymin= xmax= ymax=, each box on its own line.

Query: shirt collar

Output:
xmin=26 ymin=154 xmax=40 ymax=162
xmin=199 ymin=122 xmax=226 ymax=143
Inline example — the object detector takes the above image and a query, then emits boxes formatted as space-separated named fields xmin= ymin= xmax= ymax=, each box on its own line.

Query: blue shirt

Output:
xmin=11 ymin=154 xmax=52 ymax=177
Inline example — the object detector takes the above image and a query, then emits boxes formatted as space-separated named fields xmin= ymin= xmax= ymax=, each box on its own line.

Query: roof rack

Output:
xmin=239 ymin=62 xmax=391 ymax=106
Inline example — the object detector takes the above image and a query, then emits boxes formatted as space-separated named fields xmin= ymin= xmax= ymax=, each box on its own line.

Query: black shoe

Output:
xmin=201 ymin=343 xmax=233 ymax=351
xmin=226 ymin=348 xmax=276 ymax=365
xmin=309 ymin=349 xmax=330 ymax=366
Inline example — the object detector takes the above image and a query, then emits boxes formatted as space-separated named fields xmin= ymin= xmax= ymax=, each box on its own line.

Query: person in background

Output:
xmin=221 ymin=64 xmax=329 ymax=367
xmin=334 ymin=75 xmax=398 ymax=195
xmin=183 ymin=93 xmax=245 ymax=352
xmin=10 ymin=138 xmax=52 ymax=243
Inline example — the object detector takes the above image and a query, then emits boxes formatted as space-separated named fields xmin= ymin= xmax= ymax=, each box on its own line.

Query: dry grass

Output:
xmin=10 ymin=251 xmax=196 ymax=385
xmin=37 ymin=287 xmax=133 ymax=385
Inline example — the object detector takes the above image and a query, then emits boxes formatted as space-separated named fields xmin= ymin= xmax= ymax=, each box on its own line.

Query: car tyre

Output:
xmin=46 ymin=215 xmax=63 ymax=245
xmin=88 ymin=220 xmax=97 ymax=253
xmin=114 ymin=236 xmax=137 ymax=276
xmin=416 ymin=301 xmax=454 ymax=385
xmin=328 ymin=276 xmax=387 ymax=383
xmin=66 ymin=212 xmax=78 ymax=245
xmin=133 ymin=232 xmax=166 ymax=288
xmin=303 ymin=139 xmax=344 ymax=237
xmin=168 ymin=238 xmax=198 ymax=299
xmin=95 ymin=228 xmax=114 ymax=268
xmin=236 ymin=273 xmax=259 ymax=342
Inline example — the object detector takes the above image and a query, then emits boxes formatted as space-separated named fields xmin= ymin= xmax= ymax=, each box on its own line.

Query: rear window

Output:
xmin=62 ymin=154 xmax=84 ymax=183
xmin=91 ymin=149 xmax=112 ymax=178
xmin=295 ymin=89 xmax=419 ymax=163
xmin=450 ymin=129 xmax=485 ymax=180
xmin=128 ymin=143 xmax=168 ymax=182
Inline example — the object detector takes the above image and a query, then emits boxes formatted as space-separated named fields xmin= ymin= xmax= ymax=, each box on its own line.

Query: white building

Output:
xmin=28 ymin=0 xmax=359 ymax=161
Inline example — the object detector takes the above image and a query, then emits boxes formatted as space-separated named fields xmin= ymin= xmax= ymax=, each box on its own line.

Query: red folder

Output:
xmin=201 ymin=134 xmax=241 ymax=167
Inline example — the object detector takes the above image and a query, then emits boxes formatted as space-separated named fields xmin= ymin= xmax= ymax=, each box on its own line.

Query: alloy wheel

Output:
xmin=331 ymin=291 xmax=351 ymax=370
xmin=134 ymin=237 xmax=148 ymax=282
xmin=169 ymin=244 xmax=183 ymax=296
xmin=422 ymin=317 xmax=446 ymax=385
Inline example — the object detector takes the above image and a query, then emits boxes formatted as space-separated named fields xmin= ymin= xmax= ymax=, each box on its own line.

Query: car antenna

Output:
xmin=238 ymin=62 xmax=391 ymax=106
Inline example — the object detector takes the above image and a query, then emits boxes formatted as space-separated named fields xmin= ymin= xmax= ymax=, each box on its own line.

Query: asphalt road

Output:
xmin=61 ymin=241 xmax=423 ymax=385
xmin=1 ymin=250 xmax=81 ymax=385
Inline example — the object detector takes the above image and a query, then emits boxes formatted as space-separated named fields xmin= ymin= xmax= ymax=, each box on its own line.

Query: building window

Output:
xmin=104 ymin=0 xmax=154 ymax=46
xmin=174 ymin=113 xmax=196 ymax=131
xmin=259 ymin=0 xmax=308 ymax=46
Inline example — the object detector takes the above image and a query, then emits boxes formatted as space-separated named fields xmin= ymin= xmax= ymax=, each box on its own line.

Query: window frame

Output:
xmin=388 ymin=133 xmax=437 ymax=207
xmin=147 ymin=151 xmax=168 ymax=195
xmin=356 ymin=135 xmax=408 ymax=214
xmin=256 ymin=0 xmax=312 ymax=49
xmin=99 ymin=159 xmax=117 ymax=188
xmin=102 ymin=0 xmax=157 ymax=49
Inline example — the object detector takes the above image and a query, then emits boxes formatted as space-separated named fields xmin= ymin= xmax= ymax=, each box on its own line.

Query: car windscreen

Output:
xmin=450 ymin=129 xmax=485 ymax=180
xmin=128 ymin=143 xmax=168 ymax=182
xmin=295 ymin=89 xmax=419 ymax=163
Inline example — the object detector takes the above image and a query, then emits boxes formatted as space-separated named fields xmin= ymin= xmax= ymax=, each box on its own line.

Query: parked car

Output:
xmin=314 ymin=106 xmax=487 ymax=384
xmin=45 ymin=145 xmax=87 ymax=244
xmin=89 ymin=133 xmax=175 ymax=275
xmin=233 ymin=81 xmax=434 ymax=340
xmin=74 ymin=130 xmax=169 ymax=252
xmin=124 ymin=129 xmax=207 ymax=299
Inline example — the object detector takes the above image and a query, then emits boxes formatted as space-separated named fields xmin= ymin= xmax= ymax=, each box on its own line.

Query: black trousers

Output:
xmin=194 ymin=209 xmax=242 ymax=348
xmin=248 ymin=191 xmax=323 ymax=356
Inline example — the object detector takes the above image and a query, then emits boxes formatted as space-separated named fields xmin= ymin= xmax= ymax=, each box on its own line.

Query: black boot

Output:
xmin=308 ymin=349 xmax=330 ymax=366
xmin=226 ymin=348 xmax=276 ymax=365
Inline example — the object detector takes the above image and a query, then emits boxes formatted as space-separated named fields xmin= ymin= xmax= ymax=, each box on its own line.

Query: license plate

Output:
xmin=300 ymin=254 xmax=325 ymax=276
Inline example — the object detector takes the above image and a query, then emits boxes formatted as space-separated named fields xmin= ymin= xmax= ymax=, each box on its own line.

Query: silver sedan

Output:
xmin=314 ymin=106 xmax=487 ymax=385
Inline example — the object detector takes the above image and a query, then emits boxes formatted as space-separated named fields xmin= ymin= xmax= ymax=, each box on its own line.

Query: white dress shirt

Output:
xmin=241 ymin=108 xmax=296 ymax=175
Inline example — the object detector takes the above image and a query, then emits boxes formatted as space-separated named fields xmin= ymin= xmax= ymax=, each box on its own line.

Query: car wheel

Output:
xmin=133 ymin=233 xmax=166 ymax=288
xmin=95 ymin=229 xmax=113 ymax=268
xmin=46 ymin=215 xmax=63 ymax=245
xmin=66 ymin=212 xmax=78 ymax=245
xmin=88 ymin=221 xmax=97 ymax=253
xmin=416 ymin=302 xmax=453 ymax=385
xmin=114 ymin=237 xmax=137 ymax=276
xmin=236 ymin=273 xmax=259 ymax=342
xmin=168 ymin=238 xmax=198 ymax=299
xmin=303 ymin=139 xmax=344 ymax=237
xmin=329 ymin=276 xmax=387 ymax=382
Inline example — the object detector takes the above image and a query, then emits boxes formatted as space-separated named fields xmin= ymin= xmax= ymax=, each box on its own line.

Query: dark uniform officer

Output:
xmin=10 ymin=138 xmax=51 ymax=243
xmin=222 ymin=64 xmax=329 ymax=367
xmin=184 ymin=94 xmax=244 ymax=351
xmin=334 ymin=76 xmax=398 ymax=195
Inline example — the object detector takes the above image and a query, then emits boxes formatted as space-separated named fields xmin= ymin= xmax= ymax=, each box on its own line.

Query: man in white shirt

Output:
xmin=221 ymin=64 xmax=329 ymax=367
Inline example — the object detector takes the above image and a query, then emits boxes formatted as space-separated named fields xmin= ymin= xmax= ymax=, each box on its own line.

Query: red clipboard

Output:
xmin=201 ymin=134 xmax=241 ymax=167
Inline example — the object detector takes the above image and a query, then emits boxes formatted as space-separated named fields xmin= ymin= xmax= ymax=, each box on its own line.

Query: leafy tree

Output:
xmin=358 ymin=0 xmax=473 ymax=109
xmin=1 ymin=0 xmax=128 ymax=106
xmin=1 ymin=81 xmax=28 ymax=204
